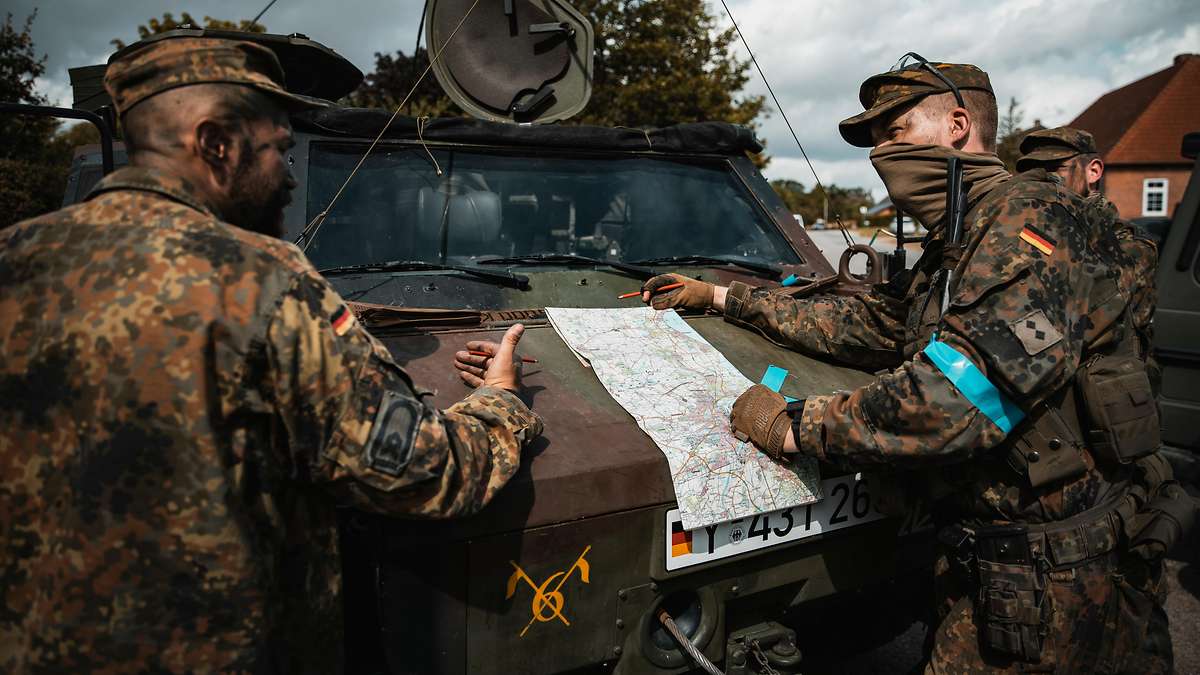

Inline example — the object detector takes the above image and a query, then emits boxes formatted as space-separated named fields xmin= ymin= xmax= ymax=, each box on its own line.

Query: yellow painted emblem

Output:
xmin=505 ymin=545 xmax=592 ymax=637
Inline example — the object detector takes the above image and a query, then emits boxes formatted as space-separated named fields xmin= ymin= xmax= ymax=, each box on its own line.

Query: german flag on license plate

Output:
xmin=1019 ymin=225 xmax=1056 ymax=256
xmin=671 ymin=521 xmax=692 ymax=557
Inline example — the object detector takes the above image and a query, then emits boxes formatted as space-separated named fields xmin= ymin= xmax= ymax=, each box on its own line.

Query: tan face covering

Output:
xmin=869 ymin=144 xmax=1010 ymax=231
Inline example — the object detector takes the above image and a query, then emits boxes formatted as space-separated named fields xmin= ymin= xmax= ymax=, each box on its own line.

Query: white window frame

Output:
xmin=1143 ymin=178 xmax=1169 ymax=216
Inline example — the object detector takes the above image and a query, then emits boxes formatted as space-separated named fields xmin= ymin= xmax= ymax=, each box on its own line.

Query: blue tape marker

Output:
xmin=759 ymin=365 xmax=798 ymax=403
xmin=780 ymin=274 xmax=800 ymax=287
xmin=922 ymin=339 xmax=1024 ymax=433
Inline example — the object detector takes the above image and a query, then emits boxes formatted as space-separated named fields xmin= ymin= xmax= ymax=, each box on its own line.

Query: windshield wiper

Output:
xmin=476 ymin=254 xmax=655 ymax=279
xmin=318 ymin=260 xmax=529 ymax=289
xmin=629 ymin=255 xmax=782 ymax=279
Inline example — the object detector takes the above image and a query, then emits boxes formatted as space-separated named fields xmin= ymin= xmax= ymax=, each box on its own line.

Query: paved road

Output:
xmin=793 ymin=230 xmax=1200 ymax=674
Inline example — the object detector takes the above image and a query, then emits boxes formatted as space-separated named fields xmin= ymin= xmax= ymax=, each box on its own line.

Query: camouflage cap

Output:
xmin=1016 ymin=127 xmax=1098 ymax=172
xmin=838 ymin=61 xmax=993 ymax=147
xmin=105 ymin=36 xmax=327 ymax=117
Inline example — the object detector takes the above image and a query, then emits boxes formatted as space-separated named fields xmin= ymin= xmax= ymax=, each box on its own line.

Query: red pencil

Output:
xmin=469 ymin=350 xmax=538 ymax=364
xmin=618 ymin=282 xmax=684 ymax=299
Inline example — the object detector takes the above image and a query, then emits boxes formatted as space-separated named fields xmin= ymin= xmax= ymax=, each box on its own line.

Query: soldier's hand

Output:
xmin=455 ymin=324 xmax=526 ymax=392
xmin=730 ymin=384 xmax=792 ymax=459
xmin=641 ymin=273 xmax=715 ymax=311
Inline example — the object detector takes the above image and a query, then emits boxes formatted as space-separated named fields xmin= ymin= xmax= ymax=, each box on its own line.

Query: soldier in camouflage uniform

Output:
xmin=0 ymin=37 xmax=542 ymax=674
xmin=646 ymin=58 xmax=1184 ymax=672
xmin=1018 ymin=127 xmax=1160 ymax=383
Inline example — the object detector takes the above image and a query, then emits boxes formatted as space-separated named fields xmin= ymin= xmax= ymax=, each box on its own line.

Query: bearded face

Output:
xmin=223 ymin=118 xmax=296 ymax=238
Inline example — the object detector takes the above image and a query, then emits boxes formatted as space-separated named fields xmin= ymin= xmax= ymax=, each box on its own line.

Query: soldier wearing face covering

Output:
xmin=643 ymin=57 xmax=1192 ymax=672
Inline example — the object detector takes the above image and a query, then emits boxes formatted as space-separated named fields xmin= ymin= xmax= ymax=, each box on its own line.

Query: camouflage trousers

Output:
xmin=924 ymin=550 xmax=1173 ymax=674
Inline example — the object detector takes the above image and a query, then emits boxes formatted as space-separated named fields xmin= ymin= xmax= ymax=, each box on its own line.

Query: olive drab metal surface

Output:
xmin=425 ymin=0 xmax=594 ymax=123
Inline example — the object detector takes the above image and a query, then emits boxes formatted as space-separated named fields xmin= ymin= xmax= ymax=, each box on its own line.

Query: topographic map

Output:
xmin=545 ymin=307 xmax=821 ymax=530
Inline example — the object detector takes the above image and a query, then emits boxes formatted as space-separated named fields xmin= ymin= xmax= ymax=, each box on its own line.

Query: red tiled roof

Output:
xmin=1069 ymin=54 xmax=1200 ymax=165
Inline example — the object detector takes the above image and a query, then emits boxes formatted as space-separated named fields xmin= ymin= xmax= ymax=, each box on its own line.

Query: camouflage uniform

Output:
xmin=0 ymin=38 xmax=542 ymax=675
xmin=1018 ymin=127 xmax=1160 ymax=387
xmin=726 ymin=63 xmax=1172 ymax=673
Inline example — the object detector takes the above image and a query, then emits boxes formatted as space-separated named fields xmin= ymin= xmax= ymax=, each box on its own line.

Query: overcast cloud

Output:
xmin=12 ymin=0 xmax=1200 ymax=197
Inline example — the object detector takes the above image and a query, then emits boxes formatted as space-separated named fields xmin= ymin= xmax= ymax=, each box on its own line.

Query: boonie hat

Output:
xmin=1016 ymin=127 xmax=1099 ymax=172
xmin=839 ymin=54 xmax=994 ymax=147
xmin=105 ymin=36 xmax=327 ymax=117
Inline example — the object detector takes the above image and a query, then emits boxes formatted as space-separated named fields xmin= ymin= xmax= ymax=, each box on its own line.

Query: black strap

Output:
xmin=786 ymin=399 xmax=806 ymax=452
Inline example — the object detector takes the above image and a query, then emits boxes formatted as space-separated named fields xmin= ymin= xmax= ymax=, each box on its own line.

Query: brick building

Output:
xmin=1070 ymin=53 xmax=1200 ymax=220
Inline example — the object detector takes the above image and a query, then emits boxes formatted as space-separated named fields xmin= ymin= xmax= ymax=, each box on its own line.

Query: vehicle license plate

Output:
xmin=663 ymin=473 xmax=886 ymax=571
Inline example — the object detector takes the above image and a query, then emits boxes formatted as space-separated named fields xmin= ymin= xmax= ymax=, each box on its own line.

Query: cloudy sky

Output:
xmin=12 ymin=0 xmax=1200 ymax=196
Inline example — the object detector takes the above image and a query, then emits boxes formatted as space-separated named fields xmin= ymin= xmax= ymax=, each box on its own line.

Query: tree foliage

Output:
xmin=995 ymin=97 xmax=1045 ymax=173
xmin=770 ymin=179 xmax=874 ymax=228
xmin=0 ymin=11 xmax=84 ymax=228
xmin=352 ymin=0 xmax=767 ymax=135
xmin=111 ymin=12 xmax=267 ymax=50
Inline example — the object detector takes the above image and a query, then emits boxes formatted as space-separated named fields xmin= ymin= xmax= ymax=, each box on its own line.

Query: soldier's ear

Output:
xmin=948 ymin=107 xmax=972 ymax=148
xmin=195 ymin=119 xmax=235 ymax=172
xmin=1086 ymin=158 xmax=1104 ymax=185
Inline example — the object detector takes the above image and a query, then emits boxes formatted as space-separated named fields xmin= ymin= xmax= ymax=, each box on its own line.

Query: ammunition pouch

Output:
xmin=941 ymin=494 xmax=1136 ymax=663
xmin=1076 ymin=350 xmax=1160 ymax=465
xmin=1003 ymin=386 xmax=1089 ymax=490
xmin=1122 ymin=454 xmax=1197 ymax=563
xmin=973 ymin=524 xmax=1050 ymax=662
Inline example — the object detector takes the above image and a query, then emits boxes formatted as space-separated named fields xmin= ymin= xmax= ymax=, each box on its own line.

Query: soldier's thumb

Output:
xmin=497 ymin=323 xmax=525 ymax=359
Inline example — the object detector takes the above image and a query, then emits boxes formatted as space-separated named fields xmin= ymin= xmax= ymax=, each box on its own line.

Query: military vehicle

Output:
xmin=9 ymin=4 xmax=942 ymax=673
xmin=1154 ymin=131 xmax=1200 ymax=489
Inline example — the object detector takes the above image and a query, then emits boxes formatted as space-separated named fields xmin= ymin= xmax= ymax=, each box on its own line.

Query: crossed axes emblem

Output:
xmin=505 ymin=545 xmax=592 ymax=637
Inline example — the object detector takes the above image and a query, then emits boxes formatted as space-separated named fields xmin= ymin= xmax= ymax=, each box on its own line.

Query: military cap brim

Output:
xmin=1015 ymin=146 xmax=1082 ymax=172
xmin=839 ymin=61 xmax=993 ymax=148
xmin=838 ymin=94 xmax=924 ymax=148
xmin=106 ymin=37 xmax=329 ymax=117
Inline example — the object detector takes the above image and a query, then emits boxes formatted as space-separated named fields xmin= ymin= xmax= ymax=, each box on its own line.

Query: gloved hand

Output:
xmin=730 ymin=384 xmax=791 ymax=459
xmin=641 ymin=273 xmax=714 ymax=311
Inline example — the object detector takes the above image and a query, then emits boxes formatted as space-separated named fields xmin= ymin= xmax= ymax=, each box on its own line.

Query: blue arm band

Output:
xmin=760 ymin=365 xmax=798 ymax=402
xmin=922 ymin=339 xmax=1025 ymax=433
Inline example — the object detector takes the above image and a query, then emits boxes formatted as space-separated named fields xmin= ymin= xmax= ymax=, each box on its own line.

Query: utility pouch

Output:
xmin=1127 ymin=481 xmax=1197 ymax=563
xmin=1076 ymin=351 xmax=1159 ymax=464
xmin=974 ymin=524 xmax=1050 ymax=662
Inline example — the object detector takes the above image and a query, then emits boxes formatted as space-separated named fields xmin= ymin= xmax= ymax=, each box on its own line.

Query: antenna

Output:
xmin=716 ymin=0 xmax=854 ymax=247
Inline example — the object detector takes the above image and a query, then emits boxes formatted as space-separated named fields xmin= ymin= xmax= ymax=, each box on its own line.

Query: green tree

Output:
xmin=0 ymin=11 xmax=77 ymax=228
xmin=352 ymin=0 xmax=767 ymax=149
xmin=111 ymin=12 xmax=267 ymax=50
xmin=770 ymin=179 xmax=873 ymax=228
xmin=996 ymin=97 xmax=1029 ymax=172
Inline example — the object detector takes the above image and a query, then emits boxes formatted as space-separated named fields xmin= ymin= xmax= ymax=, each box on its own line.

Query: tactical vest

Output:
xmin=1003 ymin=311 xmax=1159 ymax=491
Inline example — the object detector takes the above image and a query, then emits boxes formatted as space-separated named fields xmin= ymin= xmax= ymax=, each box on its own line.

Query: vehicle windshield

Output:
xmin=304 ymin=144 xmax=800 ymax=270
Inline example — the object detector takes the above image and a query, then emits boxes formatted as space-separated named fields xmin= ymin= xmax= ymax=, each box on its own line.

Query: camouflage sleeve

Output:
xmin=794 ymin=197 xmax=1098 ymax=469
xmin=723 ymin=280 xmax=908 ymax=370
xmin=265 ymin=271 xmax=543 ymax=517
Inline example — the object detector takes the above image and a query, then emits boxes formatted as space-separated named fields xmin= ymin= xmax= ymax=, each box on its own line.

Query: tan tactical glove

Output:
xmin=641 ymin=273 xmax=715 ymax=311
xmin=730 ymin=384 xmax=791 ymax=459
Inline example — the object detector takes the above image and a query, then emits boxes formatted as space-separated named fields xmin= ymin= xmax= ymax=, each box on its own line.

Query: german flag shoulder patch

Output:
xmin=1019 ymin=225 xmax=1056 ymax=256
xmin=331 ymin=305 xmax=357 ymax=336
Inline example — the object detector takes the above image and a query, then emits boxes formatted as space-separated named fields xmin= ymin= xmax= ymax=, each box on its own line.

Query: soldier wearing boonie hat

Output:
xmin=104 ymin=35 xmax=327 ymax=116
xmin=838 ymin=60 xmax=994 ymax=147
xmin=0 ymin=34 xmax=543 ymax=674
xmin=1016 ymin=126 xmax=1099 ymax=173
xmin=1018 ymin=126 xmax=1163 ymax=406
xmin=643 ymin=53 xmax=1183 ymax=674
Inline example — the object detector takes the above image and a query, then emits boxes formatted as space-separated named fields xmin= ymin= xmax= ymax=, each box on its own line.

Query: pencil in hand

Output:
xmin=469 ymin=350 xmax=538 ymax=364
xmin=618 ymin=282 xmax=684 ymax=299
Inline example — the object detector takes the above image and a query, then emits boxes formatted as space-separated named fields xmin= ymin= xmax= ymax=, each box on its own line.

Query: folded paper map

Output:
xmin=545 ymin=307 xmax=821 ymax=529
